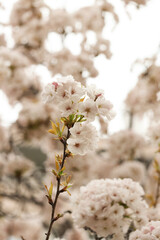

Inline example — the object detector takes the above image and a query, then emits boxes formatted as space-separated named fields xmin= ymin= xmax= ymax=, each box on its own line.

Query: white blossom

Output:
xmin=79 ymin=98 xmax=97 ymax=121
xmin=5 ymin=153 xmax=34 ymax=178
xmin=157 ymin=91 xmax=160 ymax=101
xmin=59 ymin=99 xmax=79 ymax=117
xmin=72 ymin=178 xmax=148 ymax=239
xmin=106 ymin=130 xmax=146 ymax=163
xmin=109 ymin=161 xmax=146 ymax=184
xmin=42 ymin=75 xmax=114 ymax=124
xmin=147 ymin=204 xmax=160 ymax=221
xmin=96 ymin=96 xmax=114 ymax=120
xmin=67 ymin=122 xmax=98 ymax=155
xmin=56 ymin=76 xmax=85 ymax=102
xmin=129 ymin=221 xmax=160 ymax=240
xmin=148 ymin=121 xmax=160 ymax=144
xmin=42 ymin=83 xmax=57 ymax=103
xmin=87 ymin=84 xmax=104 ymax=100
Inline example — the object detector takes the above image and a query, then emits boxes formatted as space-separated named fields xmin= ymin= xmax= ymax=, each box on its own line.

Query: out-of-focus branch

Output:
xmin=154 ymin=172 xmax=160 ymax=207
xmin=84 ymin=226 xmax=114 ymax=240
xmin=124 ymin=222 xmax=135 ymax=240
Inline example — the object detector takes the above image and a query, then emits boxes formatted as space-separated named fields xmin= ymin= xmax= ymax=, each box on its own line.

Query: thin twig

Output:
xmin=45 ymin=128 xmax=70 ymax=240
xmin=62 ymin=210 xmax=72 ymax=215
xmin=124 ymin=222 xmax=135 ymax=240
xmin=128 ymin=111 xmax=134 ymax=129
xmin=84 ymin=226 xmax=114 ymax=240
xmin=21 ymin=236 xmax=26 ymax=240
xmin=84 ymin=226 xmax=103 ymax=240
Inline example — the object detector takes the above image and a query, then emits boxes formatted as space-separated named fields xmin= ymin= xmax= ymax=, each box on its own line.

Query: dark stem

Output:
xmin=84 ymin=226 xmax=114 ymax=240
xmin=128 ymin=111 xmax=134 ymax=129
xmin=84 ymin=226 xmax=103 ymax=240
xmin=45 ymin=128 xmax=70 ymax=240
xmin=124 ymin=222 xmax=135 ymax=240
xmin=21 ymin=237 xmax=26 ymax=240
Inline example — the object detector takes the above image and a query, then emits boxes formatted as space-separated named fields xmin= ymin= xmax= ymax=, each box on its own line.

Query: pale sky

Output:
xmin=0 ymin=0 xmax=160 ymax=133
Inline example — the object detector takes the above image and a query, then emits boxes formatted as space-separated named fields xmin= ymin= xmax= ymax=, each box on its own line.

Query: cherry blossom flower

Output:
xmin=72 ymin=178 xmax=148 ymax=239
xmin=67 ymin=122 xmax=98 ymax=155
xmin=129 ymin=221 xmax=160 ymax=240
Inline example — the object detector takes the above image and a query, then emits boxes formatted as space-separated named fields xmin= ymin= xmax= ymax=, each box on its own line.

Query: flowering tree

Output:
xmin=1 ymin=0 xmax=160 ymax=240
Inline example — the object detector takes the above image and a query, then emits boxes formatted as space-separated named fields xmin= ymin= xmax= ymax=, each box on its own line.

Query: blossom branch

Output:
xmin=84 ymin=226 xmax=104 ymax=240
xmin=45 ymin=128 xmax=70 ymax=240
xmin=43 ymin=76 xmax=114 ymax=239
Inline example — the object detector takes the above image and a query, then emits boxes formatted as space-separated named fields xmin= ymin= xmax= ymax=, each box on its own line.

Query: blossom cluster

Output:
xmin=72 ymin=178 xmax=148 ymax=240
xmin=42 ymin=75 xmax=114 ymax=155
xmin=126 ymin=63 xmax=160 ymax=115
xmin=106 ymin=130 xmax=146 ymax=163
xmin=10 ymin=98 xmax=54 ymax=145
xmin=0 ymin=219 xmax=44 ymax=240
xmin=129 ymin=221 xmax=160 ymax=240
xmin=0 ymin=152 xmax=34 ymax=178
xmin=9 ymin=0 xmax=118 ymax=85
xmin=109 ymin=161 xmax=146 ymax=184
xmin=147 ymin=204 xmax=160 ymax=221
xmin=0 ymin=47 xmax=41 ymax=104
xmin=0 ymin=1 xmax=156 ymax=240
xmin=148 ymin=121 xmax=160 ymax=145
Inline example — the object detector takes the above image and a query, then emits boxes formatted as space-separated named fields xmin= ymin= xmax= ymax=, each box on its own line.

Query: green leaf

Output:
xmin=48 ymin=182 xmax=53 ymax=198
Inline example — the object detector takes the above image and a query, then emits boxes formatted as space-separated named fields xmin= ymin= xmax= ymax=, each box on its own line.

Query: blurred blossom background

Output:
xmin=1 ymin=0 xmax=160 ymax=240
xmin=0 ymin=0 xmax=160 ymax=133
